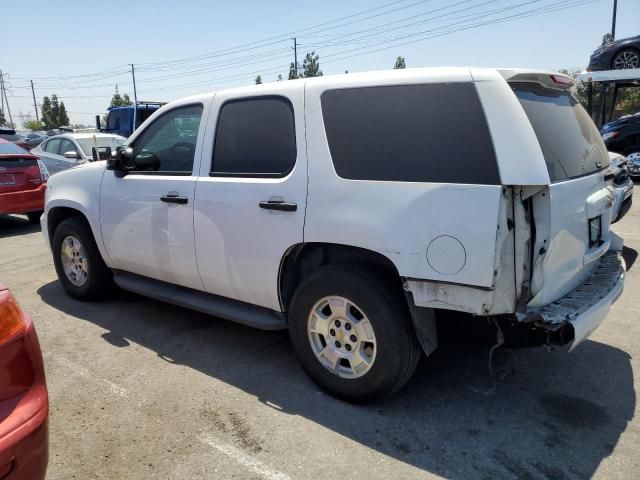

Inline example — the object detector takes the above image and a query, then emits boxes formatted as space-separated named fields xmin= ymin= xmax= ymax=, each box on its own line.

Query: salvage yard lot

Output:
xmin=1 ymin=206 xmax=640 ymax=480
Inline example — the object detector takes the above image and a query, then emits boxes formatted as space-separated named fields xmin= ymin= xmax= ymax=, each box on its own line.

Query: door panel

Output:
xmin=194 ymin=85 xmax=307 ymax=311
xmin=99 ymin=101 xmax=209 ymax=290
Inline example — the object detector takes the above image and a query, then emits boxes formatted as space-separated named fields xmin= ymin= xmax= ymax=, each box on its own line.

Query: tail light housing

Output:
xmin=0 ymin=289 xmax=27 ymax=347
xmin=37 ymin=159 xmax=49 ymax=182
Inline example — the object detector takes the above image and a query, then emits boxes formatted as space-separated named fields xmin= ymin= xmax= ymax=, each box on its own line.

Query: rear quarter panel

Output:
xmin=304 ymin=70 xmax=507 ymax=288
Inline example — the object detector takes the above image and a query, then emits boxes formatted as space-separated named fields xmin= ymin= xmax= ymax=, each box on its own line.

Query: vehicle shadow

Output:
xmin=0 ymin=215 xmax=40 ymax=239
xmin=37 ymin=281 xmax=635 ymax=479
xmin=622 ymin=245 xmax=638 ymax=271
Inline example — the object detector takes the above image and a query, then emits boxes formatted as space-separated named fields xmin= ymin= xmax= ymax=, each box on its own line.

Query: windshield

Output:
xmin=76 ymin=136 xmax=126 ymax=156
xmin=0 ymin=142 xmax=30 ymax=155
xmin=512 ymin=82 xmax=609 ymax=182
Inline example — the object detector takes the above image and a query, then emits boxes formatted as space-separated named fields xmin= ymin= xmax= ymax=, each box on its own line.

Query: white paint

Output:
xmin=53 ymin=355 xmax=127 ymax=397
xmin=426 ymin=235 xmax=466 ymax=275
xmin=199 ymin=434 xmax=291 ymax=480
xmin=193 ymin=82 xmax=307 ymax=310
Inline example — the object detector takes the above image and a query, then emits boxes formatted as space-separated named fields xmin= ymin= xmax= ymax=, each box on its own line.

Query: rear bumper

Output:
xmin=526 ymin=250 xmax=624 ymax=351
xmin=0 ymin=320 xmax=49 ymax=480
xmin=0 ymin=184 xmax=45 ymax=215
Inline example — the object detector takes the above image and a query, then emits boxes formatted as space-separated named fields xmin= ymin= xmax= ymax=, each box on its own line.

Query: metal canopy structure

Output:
xmin=577 ymin=69 xmax=640 ymax=128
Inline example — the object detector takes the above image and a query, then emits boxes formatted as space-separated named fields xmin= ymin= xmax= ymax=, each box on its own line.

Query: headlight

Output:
xmin=602 ymin=131 xmax=619 ymax=141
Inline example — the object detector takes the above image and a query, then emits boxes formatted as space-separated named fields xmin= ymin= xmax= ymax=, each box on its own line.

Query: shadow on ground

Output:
xmin=622 ymin=245 xmax=638 ymax=271
xmin=0 ymin=215 xmax=40 ymax=239
xmin=38 ymin=281 xmax=635 ymax=479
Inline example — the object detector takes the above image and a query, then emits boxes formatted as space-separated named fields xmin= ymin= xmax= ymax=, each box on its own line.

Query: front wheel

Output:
xmin=288 ymin=264 xmax=421 ymax=403
xmin=52 ymin=217 xmax=113 ymax=300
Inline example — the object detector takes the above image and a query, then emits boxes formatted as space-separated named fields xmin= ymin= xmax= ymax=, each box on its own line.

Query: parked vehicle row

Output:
xmin=41 ymin=67 xmax=626 ymax=403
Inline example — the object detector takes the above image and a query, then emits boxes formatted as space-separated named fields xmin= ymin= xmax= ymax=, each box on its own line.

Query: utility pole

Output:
xmin=292 ymin=37 xmax=298 ymax=78
xmin=30 ymin=80 xmax=39 ymax=123
xmin=130 ymin=64 xmax=138 ymax=132
xmin=0 ymin=70 xmax=13 ymax=127
xmin=611 ymin=0 xmax=618 ymax=40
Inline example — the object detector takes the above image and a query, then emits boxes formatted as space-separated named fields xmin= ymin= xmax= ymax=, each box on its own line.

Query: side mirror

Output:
xmin=64 ymin=150 xmax=80 ymax=159
xmin=107 ymin=146 xmax=134 ymax=172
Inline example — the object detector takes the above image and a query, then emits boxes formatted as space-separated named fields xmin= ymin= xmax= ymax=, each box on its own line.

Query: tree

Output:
xmin=601 ymin=33 xmax=613 ymax=46
xmin=0 ymin=110 xmax=5 ymax=125
xmin=41 ymin=96 xmax=54 ymax=129
xmin=23 ymin=119 xmax=44 ymax=130
xmin=58 ymin=101 xmax=70 ymax=126
xmin=394 ymin=56 xmax=406 ymax=69
xmin=255 ymin=75 xmax=262 ymax=85
xmin=109 ymin=85 xmax=133 ymax=107
xmin=51 ymin=95 xmax=60 ymax=127
xmin=277 ymin=74 xmax=283 ymax=82
xmin=288 ymin=62 xmax=298 ymax=80
xmin=302 ymin=51 xmax=322 ymax=78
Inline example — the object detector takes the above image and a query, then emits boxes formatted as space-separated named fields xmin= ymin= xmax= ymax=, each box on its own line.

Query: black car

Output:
xmin=602 ymin=113 xmax=640 ymax=175
xmin=588 ymin=35 xmax=640 ymax=71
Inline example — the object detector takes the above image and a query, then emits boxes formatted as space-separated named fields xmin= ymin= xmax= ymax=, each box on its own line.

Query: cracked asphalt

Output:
xmin=1 ymin=202 xmax=639 ymax=479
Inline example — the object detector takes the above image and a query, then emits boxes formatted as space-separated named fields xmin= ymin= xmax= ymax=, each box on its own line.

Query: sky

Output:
xmin=1 ymin=0 xmax=638 ymax=127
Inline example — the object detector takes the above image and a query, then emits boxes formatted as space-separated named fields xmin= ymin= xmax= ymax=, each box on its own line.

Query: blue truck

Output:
xmin=98 ymin=102 xmax=165 ymax=138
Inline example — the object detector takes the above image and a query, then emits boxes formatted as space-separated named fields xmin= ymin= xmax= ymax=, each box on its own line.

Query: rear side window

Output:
xmin=321 ymin=83 xmax=499 ymax=184
xmin=511 ymin=82 xmax=609 ymax=182
xmin=211 ymin=97 xmax=296 ymax=177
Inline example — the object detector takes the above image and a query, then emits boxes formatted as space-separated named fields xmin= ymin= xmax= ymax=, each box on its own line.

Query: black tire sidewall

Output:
xmin=289 ymin=265 xmax=417 ymax=402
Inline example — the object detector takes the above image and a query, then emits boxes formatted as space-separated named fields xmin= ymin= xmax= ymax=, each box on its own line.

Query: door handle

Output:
xmin=161 ymin=193 xmax=188 ymax=204
xmin=259 ymin=200 xmax=297 ymax=212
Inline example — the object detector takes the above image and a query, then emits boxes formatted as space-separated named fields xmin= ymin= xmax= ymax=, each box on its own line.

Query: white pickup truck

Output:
xmin=42 ymin=68 xmax=625 ymax=402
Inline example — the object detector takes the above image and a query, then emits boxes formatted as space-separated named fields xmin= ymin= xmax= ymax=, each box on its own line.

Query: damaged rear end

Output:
xmin=497 ymin=70 xmax=625 ymax=350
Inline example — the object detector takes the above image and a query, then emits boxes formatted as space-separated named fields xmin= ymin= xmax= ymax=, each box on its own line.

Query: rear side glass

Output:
xmin=321 ymin=83 xmax=500 ymax=184
xmin=511 ymin=82 xmax=609 ymax=181
xmin=211 ymin=96 xmax=296 ymax=177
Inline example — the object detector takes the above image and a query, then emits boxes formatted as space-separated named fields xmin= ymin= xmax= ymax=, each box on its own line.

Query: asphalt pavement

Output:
xmin=1 ymin=205 xmax=639 ymax=479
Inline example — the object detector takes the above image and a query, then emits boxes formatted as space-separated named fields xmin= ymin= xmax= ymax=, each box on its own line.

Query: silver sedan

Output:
xmin=31 ymin=133 xmax=126 ymax=175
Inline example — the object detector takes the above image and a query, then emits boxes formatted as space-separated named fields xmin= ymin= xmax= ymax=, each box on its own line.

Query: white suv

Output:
xmin=42 ymin=68 xmax=625 ymax=402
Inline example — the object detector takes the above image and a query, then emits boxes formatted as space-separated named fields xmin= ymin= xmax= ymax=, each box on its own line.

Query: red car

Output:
xmin=0 ymin=285 xmax=48 ymax=479
xmin=0 ymin=139 xmax=48 ymax=223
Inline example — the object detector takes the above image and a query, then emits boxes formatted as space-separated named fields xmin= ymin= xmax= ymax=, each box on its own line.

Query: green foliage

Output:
xmin=41 ymin=96 xmax=52 ymax=128
xmin=601 ymin=33 xmax=613 ymax=46
xmin=0 ymin=109 xmax=5 ymax=125
xmin=393 ymin=56 xmax=406 ymax=69
xmin=302 ymin=51 xmax=322 ymax=77
xmin=110 ymin=90 xmax=132 ymax=108
xmin=40 ymin=94 xmax=71 ymax=128
xmin=288 ymin=62 xmax=298 ymax=80
xmin=255 ymin=75 xmax=262 ymax=85
xmin=23 ymin=119 xmax=44 ymax=130
xmin=277 ymin=74 xmax=283 ymax=82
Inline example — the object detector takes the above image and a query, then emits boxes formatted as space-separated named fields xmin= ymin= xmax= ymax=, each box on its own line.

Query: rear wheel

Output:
xmin=52 ymin=217 xmax=113 ymax=300
xmin=288 ymin=264 xmax=421 ymax=403
xmin=612 ymin=49 xmax=640 ymax=70
xmin=26 ymin=211 xmax=43 ymax=224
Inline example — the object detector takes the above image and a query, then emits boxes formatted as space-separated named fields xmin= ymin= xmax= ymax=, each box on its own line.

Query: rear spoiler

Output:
xmin=497 ymin=69 xmax=574 ymax=90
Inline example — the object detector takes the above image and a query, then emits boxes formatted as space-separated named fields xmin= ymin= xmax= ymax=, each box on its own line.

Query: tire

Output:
xmin=26 ymin=211 xmax=43 ymax=224
xmin=52 ymin=216 xmax=113 ymax=300
xmin=612 ymin=48 xmax=640 ymax=70
xmin=288 ymin=264 xmax=421 ymax=403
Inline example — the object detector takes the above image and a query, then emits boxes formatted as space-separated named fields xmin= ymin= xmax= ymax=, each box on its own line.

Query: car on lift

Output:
xmin=588 ymin=35 xmax=640 ymax=71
